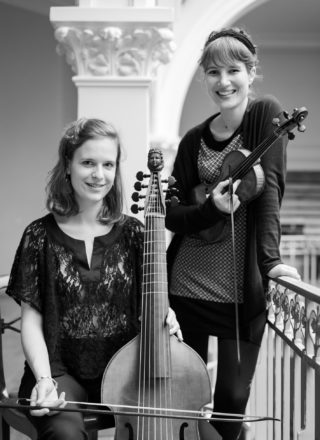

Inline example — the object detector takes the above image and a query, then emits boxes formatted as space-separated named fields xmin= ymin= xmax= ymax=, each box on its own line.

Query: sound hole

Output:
xmin=180 ymin=422 xmax=188 ymax=440
xmin=125 ymin=422 xmax=134 ymax=440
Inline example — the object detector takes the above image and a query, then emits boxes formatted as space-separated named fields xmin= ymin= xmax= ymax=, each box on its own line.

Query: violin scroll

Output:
xmin=276 ymin=106 xmax=308 ymax=140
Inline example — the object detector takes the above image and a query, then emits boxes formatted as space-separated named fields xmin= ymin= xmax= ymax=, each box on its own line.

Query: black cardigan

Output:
xmin=166 ymin=95 xmax=288 ymax=332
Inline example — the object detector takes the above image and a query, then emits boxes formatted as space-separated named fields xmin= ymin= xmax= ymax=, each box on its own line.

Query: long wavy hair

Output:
xmin=46 ymin=118 xmax=124 ymax=224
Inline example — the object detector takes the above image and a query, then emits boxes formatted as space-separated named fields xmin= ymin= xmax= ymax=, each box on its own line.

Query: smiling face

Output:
xmin=204 ymin=61 xmax=255 ymax=112
xmin=67 ymin=136 xmax=118 ymax=210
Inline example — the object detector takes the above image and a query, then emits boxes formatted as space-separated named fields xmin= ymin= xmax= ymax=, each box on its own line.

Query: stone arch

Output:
xmin=152 ymin=0 xmax=268 ymax=143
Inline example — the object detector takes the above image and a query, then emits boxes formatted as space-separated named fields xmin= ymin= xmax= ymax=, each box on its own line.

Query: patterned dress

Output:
xmin=6 ymin=213 xmax=143 ymax=380
xmin=169 ymin=122 xmax=249 ymax=338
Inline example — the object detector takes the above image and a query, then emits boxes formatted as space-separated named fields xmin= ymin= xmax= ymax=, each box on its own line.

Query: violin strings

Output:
xmin=233 ymin=132 xmax=278 ymax=180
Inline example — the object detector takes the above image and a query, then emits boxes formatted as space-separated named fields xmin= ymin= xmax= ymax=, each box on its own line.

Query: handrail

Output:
xmin=249 ymin=276 xmax=320 ymax=439
xmin=267 ymin=275 xmax=320 ymax=367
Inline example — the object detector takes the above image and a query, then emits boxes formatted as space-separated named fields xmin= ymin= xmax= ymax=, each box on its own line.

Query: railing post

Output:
xmin=282 ymin=293 xmax=293 ymax=440
xmin=253 ymin=278 xmax=320 ymax=440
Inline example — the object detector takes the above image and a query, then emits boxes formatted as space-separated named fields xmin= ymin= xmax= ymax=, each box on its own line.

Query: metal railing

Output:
xmin=248 ymin=276 xmax=320 ymax=440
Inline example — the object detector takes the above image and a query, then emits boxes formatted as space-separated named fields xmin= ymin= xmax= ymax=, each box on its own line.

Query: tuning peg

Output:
xmin=167 ymin=187 xmax=179 ymax=197
xmin=169 ymin=196 xmax=180 ymax=207
xmin=298 ymin=124 xmax=306 ymax=132
xmin=134 ymin=181 xmax=148 ymax=191
xmin=288 ymin=131 xmax=295 ymax=140
xmin=167 ymin=176 xmax=176 ymax=187
xmin=136 ymin=171 xmax=150 ymax=181
xmin=131 ymin=204 xmax=144 ymax=214
xmin=161 ymin=176 xmax=177 ymax=187
xmin=131 ymin=192 xmax=146 ymax=202
xmin=272 ymin=117 xmax=280 ymax=126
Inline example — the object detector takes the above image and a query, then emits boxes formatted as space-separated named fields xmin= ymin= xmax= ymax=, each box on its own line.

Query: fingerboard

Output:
xmin=140 ymin=171 xmax=171 ymax=379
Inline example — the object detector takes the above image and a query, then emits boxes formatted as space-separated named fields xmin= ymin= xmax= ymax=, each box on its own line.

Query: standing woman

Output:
xmin=166 ymin=28 xmax=300 ymax=440
xmin=6 ymin=118 xmax=180 ymax=440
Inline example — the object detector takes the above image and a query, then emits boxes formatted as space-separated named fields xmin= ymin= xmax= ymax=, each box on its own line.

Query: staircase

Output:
xmin=281 ymin=171 xmax=320 ymax=235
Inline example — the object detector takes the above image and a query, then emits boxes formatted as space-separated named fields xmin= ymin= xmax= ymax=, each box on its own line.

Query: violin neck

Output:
xmin=141 ymin=214 xmax=171 ymax=379
xmin=233 ymin=131 xmax=279 ymax=180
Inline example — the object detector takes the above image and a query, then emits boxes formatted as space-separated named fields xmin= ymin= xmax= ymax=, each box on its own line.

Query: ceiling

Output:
xmin=235 ymin=0 xmax=320 ymax=47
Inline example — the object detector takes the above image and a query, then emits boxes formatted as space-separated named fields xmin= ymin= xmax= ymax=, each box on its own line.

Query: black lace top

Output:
xmin=6 ymin=214 xmax=144 ymax=380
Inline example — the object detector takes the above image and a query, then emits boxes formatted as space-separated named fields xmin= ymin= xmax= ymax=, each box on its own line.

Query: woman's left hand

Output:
xmin=166 ymin=307 xmax=183 ymax=342
xmin=267 ymin=263 xmax=301 ymax=281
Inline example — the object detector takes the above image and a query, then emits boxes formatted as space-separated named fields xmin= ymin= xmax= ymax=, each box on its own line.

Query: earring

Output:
xmin=65 ymin=173 xmax=72 ymax=193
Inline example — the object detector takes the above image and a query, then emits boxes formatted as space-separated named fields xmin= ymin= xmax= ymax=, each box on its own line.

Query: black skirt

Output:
xmin=169 ymin=295 xmax=266 ymax=346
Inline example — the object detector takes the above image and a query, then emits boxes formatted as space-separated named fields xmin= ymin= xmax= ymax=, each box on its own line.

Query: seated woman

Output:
xmin=6 ymin=118 xmax=181 ymax=440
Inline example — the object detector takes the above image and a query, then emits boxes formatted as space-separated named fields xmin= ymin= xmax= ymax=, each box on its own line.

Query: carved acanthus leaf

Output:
xmin=54 ymin=25 xmax=175 ymax=76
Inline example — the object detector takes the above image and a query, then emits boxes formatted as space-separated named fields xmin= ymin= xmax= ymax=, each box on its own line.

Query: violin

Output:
xmin=100 ymin=148 xmax=214 ymax=439
xmin=190 ymin=107 xmax=308 ymax=243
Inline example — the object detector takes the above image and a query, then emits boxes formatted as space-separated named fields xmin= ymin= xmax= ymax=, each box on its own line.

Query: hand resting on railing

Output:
xmin=267 ymin=263 xmax=301 ymax=281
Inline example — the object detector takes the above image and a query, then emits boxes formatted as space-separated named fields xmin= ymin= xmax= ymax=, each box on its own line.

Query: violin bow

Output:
xmin=0 ymin=397 xmax=280 ymax=423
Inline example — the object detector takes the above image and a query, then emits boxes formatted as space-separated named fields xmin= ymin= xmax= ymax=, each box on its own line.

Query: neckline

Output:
xmin=49 ymin=214 xmax=114 ymax=243
xmin=203 ymin=115 xmax=242 ymax=150
xmin=45 ymin=213 xmax=121 ymax=272
xmin=210 ymin=114 xmax=242 ymax=141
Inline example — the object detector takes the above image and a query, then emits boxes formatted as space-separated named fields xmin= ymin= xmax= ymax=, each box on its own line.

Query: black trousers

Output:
xmin=182 ymin=332 xmax=260 ymax=440
xmin=19 ymin=373 xmax=114 ymax=440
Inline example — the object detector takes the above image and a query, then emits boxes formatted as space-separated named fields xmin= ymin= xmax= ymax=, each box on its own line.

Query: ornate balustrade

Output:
xmin=248 ymin=276 xmax=320 ymax=440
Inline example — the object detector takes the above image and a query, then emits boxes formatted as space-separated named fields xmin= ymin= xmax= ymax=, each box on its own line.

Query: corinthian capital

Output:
xmin=54 ymin=24 xmax=175 ymax=77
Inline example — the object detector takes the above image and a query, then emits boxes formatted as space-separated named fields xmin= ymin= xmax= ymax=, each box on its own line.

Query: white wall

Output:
xmin=180 ymin=46 xmax=320 ymax=172
xmin=0 ymin=4 xmax=77 ymax=274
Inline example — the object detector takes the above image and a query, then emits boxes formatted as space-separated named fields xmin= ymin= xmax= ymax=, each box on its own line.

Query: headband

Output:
xmin=205 ymin=30 xmax=256 ymax=55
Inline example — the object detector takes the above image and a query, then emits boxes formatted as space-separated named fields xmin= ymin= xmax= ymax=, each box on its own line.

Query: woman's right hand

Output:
xmin=211 ymin=179 xmax=241 ymax=214
xmin=30 ymin=378 xmax=66 ymax=417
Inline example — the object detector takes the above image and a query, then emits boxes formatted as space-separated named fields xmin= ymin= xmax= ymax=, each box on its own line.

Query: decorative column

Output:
xmin=50 ymin=0 xmax=175 ymax=212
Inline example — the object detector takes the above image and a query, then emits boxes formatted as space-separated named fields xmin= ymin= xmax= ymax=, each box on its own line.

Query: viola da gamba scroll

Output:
xmin=101 ymin=149 xmax=213 ymax=440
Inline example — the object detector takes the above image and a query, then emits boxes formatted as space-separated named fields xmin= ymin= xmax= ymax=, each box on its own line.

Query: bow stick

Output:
xmin=0 ymin=398 xmax=280 ymax=423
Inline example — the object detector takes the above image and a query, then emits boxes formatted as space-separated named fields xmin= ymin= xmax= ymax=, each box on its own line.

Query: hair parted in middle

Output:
xmin=46 ymin=118 xmax=124 ymax=224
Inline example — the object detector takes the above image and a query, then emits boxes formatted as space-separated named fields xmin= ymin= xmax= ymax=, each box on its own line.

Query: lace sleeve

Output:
xmin=6 ymin=221 xmax=44 ymax=312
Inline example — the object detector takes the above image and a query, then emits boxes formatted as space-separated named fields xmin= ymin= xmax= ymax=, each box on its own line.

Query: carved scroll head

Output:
xmin=148 ymin=148 xmax=163 ymax=172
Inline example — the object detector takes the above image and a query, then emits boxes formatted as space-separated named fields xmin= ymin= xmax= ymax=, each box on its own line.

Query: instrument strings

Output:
xmin=233 ymin=132 xmax=278 ymax=180
xmin=139 ymin=173 xmax=174 ymax=439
